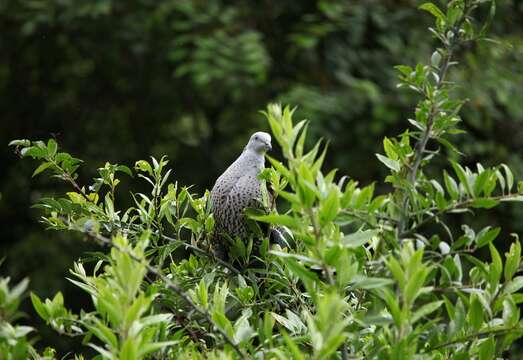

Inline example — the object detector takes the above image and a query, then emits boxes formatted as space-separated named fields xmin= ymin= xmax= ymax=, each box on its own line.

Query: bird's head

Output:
xmin=246 ymin=131 xmax=272 ymax=154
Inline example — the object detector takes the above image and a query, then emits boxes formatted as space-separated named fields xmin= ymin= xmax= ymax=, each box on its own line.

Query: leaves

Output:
xmin=32 ymin=162 xmax=52 ymax=177
xmin=341 ymin=230 xmax=377 ymax=248
xmin=505 ymin=239 xmax=521 ymax=281
xmin=471 ymin=198 xmax=498 ymax=209
xmin=376 ymin=153 xmax=401 ymax=172
xmin=476 ymin=227 xmax=501 ymax=248
xmin=6 ymin=1 xmax=523 ymax=359
xmin=250 ymin=213 xmax=301 ymax=228
xmin=419 ymin=3 xmax=446 ymax=22
xmin=412 ymin=300 xmax=443 ymax=324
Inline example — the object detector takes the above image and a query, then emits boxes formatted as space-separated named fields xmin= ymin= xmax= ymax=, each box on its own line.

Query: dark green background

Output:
xmin=1 ymin=0 xmax=522 ymax=354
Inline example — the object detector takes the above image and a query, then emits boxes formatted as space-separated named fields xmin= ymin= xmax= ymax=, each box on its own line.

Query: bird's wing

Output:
xmin=210 ymin=157 xmax=246 ymax=215
xmin=223 ymin=173 xmax=261 ymax=211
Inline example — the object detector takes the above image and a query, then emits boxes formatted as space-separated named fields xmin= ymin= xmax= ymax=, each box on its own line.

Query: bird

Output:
xmin=210 ymin=131 xmax=288 ymax=260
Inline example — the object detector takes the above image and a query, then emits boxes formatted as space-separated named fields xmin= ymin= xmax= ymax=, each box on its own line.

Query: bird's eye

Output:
xmin=254 ymin=136 xmax=258 ymax=140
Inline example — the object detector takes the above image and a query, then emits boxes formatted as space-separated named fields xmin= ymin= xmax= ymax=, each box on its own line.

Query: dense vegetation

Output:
xmin=2 ymin=0 xmax=523 ymax=358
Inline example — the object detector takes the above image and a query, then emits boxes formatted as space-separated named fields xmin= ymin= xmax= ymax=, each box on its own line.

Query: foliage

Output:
xmin=5 ymin=0 xmax=523 ymax=358
xmin=0 ymin=261 xmax=55 ymax=359
xmin=2 ymin=4 xmax=523 ymax=347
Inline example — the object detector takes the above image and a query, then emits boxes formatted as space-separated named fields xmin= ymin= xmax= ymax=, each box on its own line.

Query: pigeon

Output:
xmin=210 ymin=131 xmax=288 ymax=260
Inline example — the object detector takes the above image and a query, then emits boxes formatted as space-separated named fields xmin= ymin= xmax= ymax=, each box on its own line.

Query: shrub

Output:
xmin=7 ymin=0 xmax=523 ymax=358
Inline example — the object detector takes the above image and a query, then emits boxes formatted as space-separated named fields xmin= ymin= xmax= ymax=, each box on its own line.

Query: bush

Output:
xmin=6 ymin=1 xmax=523 ymax=358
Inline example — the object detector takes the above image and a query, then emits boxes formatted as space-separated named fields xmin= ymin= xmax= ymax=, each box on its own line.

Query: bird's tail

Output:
xmin=270 ymin=226 xmax=294 ymax=249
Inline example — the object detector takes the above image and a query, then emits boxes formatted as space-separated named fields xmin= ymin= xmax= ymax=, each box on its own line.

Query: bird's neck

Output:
xmin=242 ymin=149 xmax=265 ymax=169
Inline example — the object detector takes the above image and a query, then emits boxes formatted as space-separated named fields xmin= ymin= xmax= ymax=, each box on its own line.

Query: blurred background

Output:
xmin=1 ymin=0 xmax=523 ymax=354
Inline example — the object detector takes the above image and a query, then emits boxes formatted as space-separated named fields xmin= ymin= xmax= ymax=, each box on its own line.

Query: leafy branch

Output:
xmin=74 ymin=227 xmax=248 ymax=358
xmin=396 ymin=1 xmax=474 ymax=239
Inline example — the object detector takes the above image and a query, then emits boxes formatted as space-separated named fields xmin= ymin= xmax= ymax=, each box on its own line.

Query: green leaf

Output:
xmin=505 ymin=276 xmax=523 ymax=294
xmin=47 ymin=139 xmax=58 ymax=157
xmin=502 ymin=297 xmax=519 ymax=327
xmin=419 ymin=3 xmax=446 ymax=22
xmin=317 ymin=333 xmax=347 ymax=359
xmin=476 ymin=227 xmax=500 ymax=248
xmin=89 ymin=344 xmax=113 ymax=358
xmin=451 ymin=161 xmax=473 ymax=196
xmin=134 ymin=160 xmax=153 ymax=176
xmin=271 ymin=311 xmax=305 ymax=335
xmin=383 ymin=137 xmax=398 ymax=160
xmin=234 ymin=310 xmax=255 ymax=344
xmin=10 ymin=278 xmax=29 ymax=299
xmin=196 ymin=279 xmax=208 ymax=309
xmin=320 ymin=189 xmax=340 ymax=224
xmin=488 ymin=242 xmax=502 ymax=288
xmin=473 ymin=170 xmax=491 ymax=197
xmin=8 ymin=139 xmax=31 ymax=147
xmin=430 ymin=51 xmax=442 ymax=67
xmin=352 ymin=276 xmax=394 ymax=290
xmin=395 ymin=65 xmax=413 ymax=77
xmin=283 ymin=258 xmax=320 ymax=295
xmin=116 ymin=165 xmax=133 ymax=177
xmin=267 ymin=156 xmax=291 ymax=181
xmin=21 ymin=146 xmax=47 ymax=159
xmin=30 ymin=293 xmax=48 ymax=321
xmin=250 ymin=213 xmax=300 ymax=228
xmin=467 ymin=294 xmax=483 ymax=331
xmin=379 ymin=288 xmax=402 ymax=327
xmin=505 ymin=240 xmax=521 ymax=281
xmin=32 ymin=162 xmax=52 ymax=177
xmin=443 ymin=170 xmax=459 ymax=200
xmin=376 ymin=154 xmax=400 ymax=172
xmin=471 ymin=198 xmax=498 ymax=209
xmin=270 ymin=251 xmax=320 ymax=265
xmin=120 ymin=338 xmax=138 ymax=360
xmin=502 ymin=164 xmax=514 ymax=193
xmin=341 ymin=230 xmax=377 ymax=249
xmin=478 ymin=336 xmax=495 ymax=360
xmin=85 ymin=320 xmax=118 ymax=349
xmin=140 ymin=341 xmax=177 ymax=357
xmin=412 ymin=300 xmax=443 ymax=324
xmin=281 ymin=331 xmax=305 ymax=360
xmin=386 ymin=257 xmax=405 ymax=291
xmin=404 ymin=268 xmax=428 ymax=307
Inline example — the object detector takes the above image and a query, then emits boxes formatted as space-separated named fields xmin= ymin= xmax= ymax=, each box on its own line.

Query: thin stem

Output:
xmin=160 ymin=234 xmax=241 ymax=275
xmin=400 ymin=193 xmax=522 ymax=238
xmin=397 ymin=57 xmax=453 ymax=239
xmin=396 ymin=2 xmax=474 ymax=241
xmin=54 ymin=161 xmax=92 ymax=203
xmin=426 ymin=326 xmax=523 ymax=351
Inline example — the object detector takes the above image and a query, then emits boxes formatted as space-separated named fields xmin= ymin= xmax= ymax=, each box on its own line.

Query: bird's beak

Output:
xmin=265 ymin=143 xmax=272 ymax=151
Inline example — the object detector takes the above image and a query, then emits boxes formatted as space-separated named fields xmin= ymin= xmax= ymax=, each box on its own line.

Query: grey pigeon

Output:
xmin=210 ymin=132 xmax=288 ymax=259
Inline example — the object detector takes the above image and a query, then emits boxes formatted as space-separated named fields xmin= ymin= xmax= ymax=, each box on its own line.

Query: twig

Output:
xmin=159 ymin=234 xmax=241 ymax=275
xmin=399 ymin=193 xmax=522 ymax=238
xmin=396 ymin=3 xmax=473 ymax=241
xmin=426 ymin=326 xmax=523 ymax=351
xmin=110 ymin=223 xmax=241 ymax=275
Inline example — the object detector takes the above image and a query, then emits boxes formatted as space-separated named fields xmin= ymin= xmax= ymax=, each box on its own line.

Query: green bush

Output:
xmin=6 ymin=1 xmax=523 ymax=358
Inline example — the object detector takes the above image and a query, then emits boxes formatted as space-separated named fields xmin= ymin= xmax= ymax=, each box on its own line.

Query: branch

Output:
xmin=426 ymin=326 xmax=523 ymax=351
xmin=75 ymin=228 xmax=248 ymax=358
xmin=46 ymin=157 xmax=94 ymax=203
xmin=397 ymin=3 xmax=473 ymax=240
xmin=159 ymin=233 xmax=241 ymax=275
xmin=399 ymin=193 xmax=523 ymax=238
